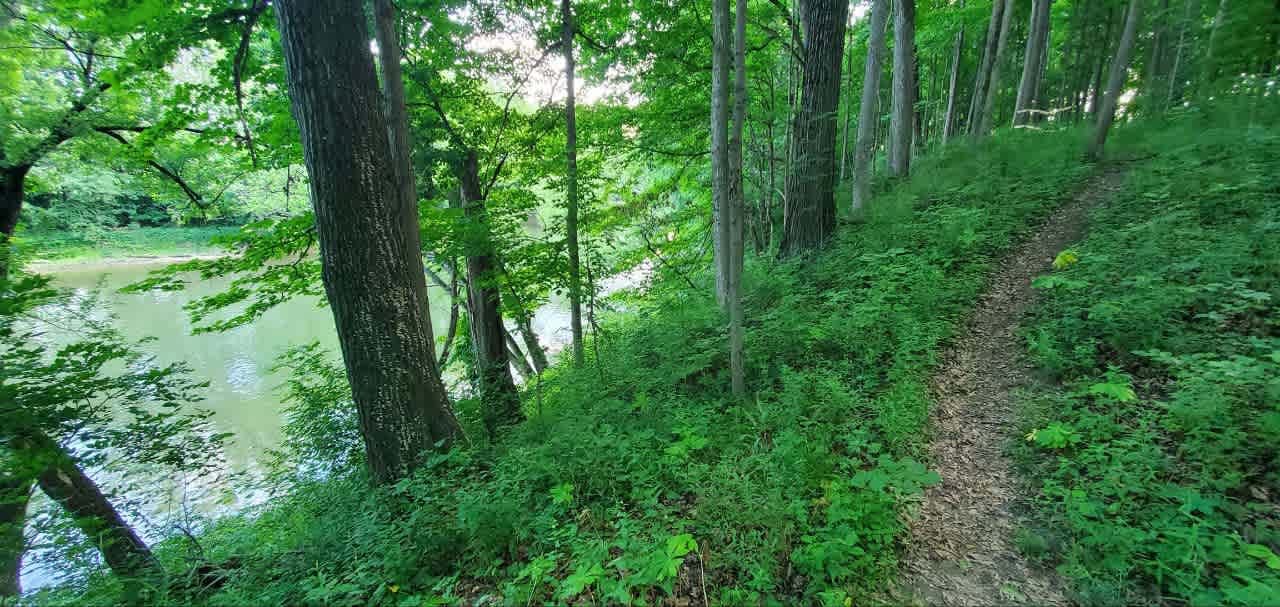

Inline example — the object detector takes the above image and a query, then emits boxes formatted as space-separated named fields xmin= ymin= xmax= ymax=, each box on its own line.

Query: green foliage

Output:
xmin=14 ymin=226 xmax=235 ymax=264
xmin=48 ymin=124 xmax=1103 ymax=606
xmin=1016 ymin=105 xmax=1280 ymax=606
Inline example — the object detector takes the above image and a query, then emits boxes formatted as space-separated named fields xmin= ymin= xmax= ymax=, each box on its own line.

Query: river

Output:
xmin=22 ymin=259 xmax=595 ymax=591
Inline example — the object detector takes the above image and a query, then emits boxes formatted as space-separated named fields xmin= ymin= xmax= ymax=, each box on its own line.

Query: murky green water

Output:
xmin=24 ymin=261 xmax=558 ymax=590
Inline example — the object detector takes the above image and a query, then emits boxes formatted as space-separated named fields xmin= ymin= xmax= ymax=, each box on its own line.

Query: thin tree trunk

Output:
xmin=1090 ymin=0 xmax=1144 ymax=159
xmin=978 ymin=0 xmax=1016 ymax=136
xmin=1014 ymin=0 xmax=1053 ymax=125
xmin=727 ymin=0 xmax=747 ymax=398
xmin=839 ymin=36 xmax=855 ymax=181
xmin=968 ymin=0 xmax=1005 ymax=132
xmin=457 ymin=153 xmax=522 ymax=436
xmin=779 ymin=0 xmax=849 ymax=256
xmin=561 ymin=0 xmax=585 ymax=368
xmin=712 ymin=0 xmax=731 ymax=305
xmin=1166 ymin=0 xmax=1196 ymax=106
xmin=274 ymin=0 xmax=461 ymax=482
xmin=503 ymin=326 xmax=534 ymax=379
xmin=1202 ymin=0 xmax=1229 ymax=86
xmin=1090 ymin=6 xmax=1118 ymax=116
xmin=942 ymin=27 xmax=965 ymax=142
xmin=853 ymin=0 xmax=891 ymax=212
xmin=888 ymin=0 xmax=916 ymax=177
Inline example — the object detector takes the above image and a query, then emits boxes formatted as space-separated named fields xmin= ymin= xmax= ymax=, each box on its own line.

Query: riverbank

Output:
xmin=16 ymin=226 xmax=237 ymax=267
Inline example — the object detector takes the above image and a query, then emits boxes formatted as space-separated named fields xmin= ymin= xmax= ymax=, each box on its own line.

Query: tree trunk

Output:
xmin=1090 ymin=6 xmax=1118 ymax=116
xmin=0 ymin=166 xmax=31 ymax=277
xmin=502 ymin=326 xmax=534 ymax=379
xmin=1202 ymin=0 xmax=1229 ymax=86
xmin=941 ymin=28 xmax=965 ymax=143
xmin=373 ymin=0 xmax=445 ymax=385
xmin=1165 ymin=0 xmax=1197 ymax=106
xmin=888 ymin=0 xmax=916 ymax=177
xmin=839 ymin=37 xmax=856 ymax=180
xmin=1090 ymin=0 xmax=1144 ymax=159
xmin=779 ymin=0 xmax=849 ymax=256
xmin=1014 ymin=0 xmax=1053 ymax=125
xmin=712 ymin=0 xmax=731 ymax=304
xmin=968 ymin=0 xmax=1006 ymax=133
xmin=977 ymin=0 xmax=1016 ymax=136
xmin=274 ymin=0 xmax=461 ymax=483
xmin=727 ymin=0 xmax=747 ymax=398
xmin=0 ymin=472 xmax=31 ymax=597
xmin=853 ymin=0 xmax=891 ymax=212
xmin=561 ymin=0 xmax=585 ymax=368
xmin=457 ymin=153 xmax=522 ymax=436
xmin=16 ymin=433 xmax=160 ymax=583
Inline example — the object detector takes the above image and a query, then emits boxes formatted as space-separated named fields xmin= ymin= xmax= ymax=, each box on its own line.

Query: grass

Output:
xmin=14 ymin=226 xmax=238 ymax=265
xmin=1013 ymin=103 xmax=1280 ymax=606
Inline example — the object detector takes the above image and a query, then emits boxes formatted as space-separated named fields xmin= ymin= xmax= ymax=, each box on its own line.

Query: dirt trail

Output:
xmin=897 ymin=166 xmax=1129 ymax=606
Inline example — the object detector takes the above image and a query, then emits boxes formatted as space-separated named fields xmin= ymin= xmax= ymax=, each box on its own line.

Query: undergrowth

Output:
xmin=14 ymin=226 xmax=237 ymax=265
xmin=1015 ymin=105 xmax=1280 ymax=606
xmin=40 ymin=127 xmax=1094 ymax=606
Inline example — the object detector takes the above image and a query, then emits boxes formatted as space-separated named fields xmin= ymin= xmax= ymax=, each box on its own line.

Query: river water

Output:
xmin=22 ymin=260 xmax=593 ymax=590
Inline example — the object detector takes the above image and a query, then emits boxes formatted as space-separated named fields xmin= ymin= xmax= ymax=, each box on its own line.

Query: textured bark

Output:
xmin=888 ymin=0 xmax=916 ymax=178
xmin=457 ymin=154 xmax=521 ymax=436
xmin=712 ymin=0 xmax=731 ymax=306
xmin=852 ymin=0 xmax=891 ymax=212
xmin=977 ymin=0 xmax=1016 ymax=136
xmin=18 ymin=433 xmax=160 ymax=582
xmin=941 ymin=28 xmax=965 ymax=143
xmin=1091 ymin=0 xmax=1144 ymax=159
xmin=0 ymin=473 xmax=31 ymax=597
xmin=968 ymin=0 xmax=1006 ymax=132
xmin=274 ymin=0 xmax=460 ymax=484
xmin=561 ymin=0 xmax=585 ymax=367
xmin=779 ymin=0 xmax=849 ymax=256
xmin=1014 ymin=0 xmax=1053 ymax=125
xmin=373 ymin=0 xmax=443 ymax=383
xmin=728 ymin=0 xmax=747 ymax=398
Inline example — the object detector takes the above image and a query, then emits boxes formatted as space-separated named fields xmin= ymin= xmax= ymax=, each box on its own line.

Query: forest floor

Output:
xmin=894 ymin=165 xmax=1130 ymax=606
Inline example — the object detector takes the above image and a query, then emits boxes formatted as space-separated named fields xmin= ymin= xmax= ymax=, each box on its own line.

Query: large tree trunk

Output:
xmin=778 ymin=0 xmax=849 ymax=256
xmin=727 ymin=0 xmax=747 ymax=398
xmin=968 ymin=0 xmax=1006 ymax=133
xmin=274 ymin=0 xmax=460 ymax=484
xmin=888 ymin=0 xmax=916 ymax=178
xmin=941 ymin=28 xmax=965 ymax=143
xmin=457 ymin=154 xmax=521 ymax=436
xmin=372 ymin=0 xmax=444 ymax=384
xmin=852 ymin=0 xmax=891 ymax=212
xmin=561 ymin=0 xmax=585 ymax=368
xmin=1090 ymin=0 xmax=1144 ymax=159
xmin=1013 ymin=0 xmax=1053 ymax=126
xmin=977 ymin=0 xmax=1016 ymax=136
xmin=0 ymin=472 xmax=31 ymax=597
